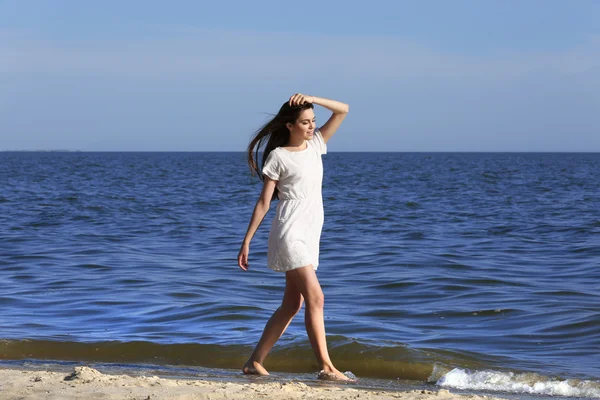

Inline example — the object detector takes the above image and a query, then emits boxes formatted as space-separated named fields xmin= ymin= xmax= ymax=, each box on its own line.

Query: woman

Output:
xmin=237 ymin=93 xmax=351 ymax=381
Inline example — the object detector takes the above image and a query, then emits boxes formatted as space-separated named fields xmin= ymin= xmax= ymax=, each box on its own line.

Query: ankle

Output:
xmin=320 ymin=362 xmax=336 ymax=372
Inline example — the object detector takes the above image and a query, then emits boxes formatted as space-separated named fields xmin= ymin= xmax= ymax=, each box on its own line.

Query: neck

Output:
xmin=286 ymin=135 xmax=305 ymax=148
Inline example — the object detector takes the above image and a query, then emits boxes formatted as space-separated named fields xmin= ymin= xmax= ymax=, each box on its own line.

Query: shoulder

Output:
xmin=266 ymin=147 xmax=281 ymax=158
xmin=311 ymin=129 xmax=327 ymax=155
xmin=265 ymin=148 xmax=285 ymax=166
xmin=270 ymin=147 xmax=283 ymax=160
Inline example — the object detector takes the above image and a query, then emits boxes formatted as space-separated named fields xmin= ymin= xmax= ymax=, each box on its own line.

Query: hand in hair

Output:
xmin=289 ymin=93 xmax=314 ymax=107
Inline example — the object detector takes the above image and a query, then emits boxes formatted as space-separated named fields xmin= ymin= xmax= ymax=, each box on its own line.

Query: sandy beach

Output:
xmin=0 ymin=366 xmax=506 ymax=400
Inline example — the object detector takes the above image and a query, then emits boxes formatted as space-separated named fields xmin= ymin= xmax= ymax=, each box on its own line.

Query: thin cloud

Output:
xmin=1 ymin=28 xmax=599 ymax=84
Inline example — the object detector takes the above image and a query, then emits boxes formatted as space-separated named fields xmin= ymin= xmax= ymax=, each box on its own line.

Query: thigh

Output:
xmin=286 ymin=264 xmax=323 ymax=302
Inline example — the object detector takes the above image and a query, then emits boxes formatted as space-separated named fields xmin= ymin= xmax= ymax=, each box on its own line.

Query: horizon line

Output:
xmin=2 ymin=150 xmax=600 ymax=154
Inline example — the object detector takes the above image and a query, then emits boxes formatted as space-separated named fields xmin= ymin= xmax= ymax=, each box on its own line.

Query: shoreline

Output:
xmin=0 ymin=364 xmax=507 ymax=400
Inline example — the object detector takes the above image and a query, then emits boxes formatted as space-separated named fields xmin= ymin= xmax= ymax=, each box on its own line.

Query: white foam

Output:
xmin=437 ymin=368 xmax=600 ymax=398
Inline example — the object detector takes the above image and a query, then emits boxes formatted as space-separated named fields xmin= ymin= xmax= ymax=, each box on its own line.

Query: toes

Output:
xmin=317 ymin=370 xmax=353 ymax=381
xmin=243 ymin=361 xmax=269 ymax=376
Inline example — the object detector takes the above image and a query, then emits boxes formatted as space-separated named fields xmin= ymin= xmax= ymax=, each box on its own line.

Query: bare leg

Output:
xmin=242 ymin=274 xmax=303 ymax=375
xmin=286 ymin=265 xmax=352 ymax=381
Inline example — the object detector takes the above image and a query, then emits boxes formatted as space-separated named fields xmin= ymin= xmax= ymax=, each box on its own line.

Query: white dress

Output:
xmin=261 ymin=129 xmax=328 ymax=272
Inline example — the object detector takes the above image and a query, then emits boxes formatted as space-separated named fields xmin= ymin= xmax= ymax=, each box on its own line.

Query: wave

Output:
xmin=437 ymin=368 xmax=600 ymax=398
xmin=1 ymin=337 xmax=438 ymax=380
xmin=3 ymin=337 xmax=600 ymax=398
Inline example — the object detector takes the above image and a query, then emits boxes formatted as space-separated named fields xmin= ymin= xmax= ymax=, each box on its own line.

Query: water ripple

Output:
xmin=0 ymin=152 xmax=599 ymax=383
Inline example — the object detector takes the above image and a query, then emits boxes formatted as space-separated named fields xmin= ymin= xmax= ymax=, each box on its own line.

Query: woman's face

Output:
xmin=287 ymin=109 xmax=316 ymax=140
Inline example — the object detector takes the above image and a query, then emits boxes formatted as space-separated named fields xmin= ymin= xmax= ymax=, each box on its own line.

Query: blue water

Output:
xmin=1 ymin=152 xmax=599 ymax=398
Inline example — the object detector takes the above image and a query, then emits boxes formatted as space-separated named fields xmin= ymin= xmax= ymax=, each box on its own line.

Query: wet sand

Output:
xmin=0 ymin=365 xmax=505 ymax=400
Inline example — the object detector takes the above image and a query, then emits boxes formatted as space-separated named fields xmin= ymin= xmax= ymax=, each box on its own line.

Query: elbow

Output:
xmin=335 ymin=105 xmax=349 ymax=115
xmin=258 ymin=198 xmax=271 ymax=212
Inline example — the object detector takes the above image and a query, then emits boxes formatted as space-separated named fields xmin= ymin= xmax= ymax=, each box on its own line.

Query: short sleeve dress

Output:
xmin=261 ymin=129 xmax=328 ymax=272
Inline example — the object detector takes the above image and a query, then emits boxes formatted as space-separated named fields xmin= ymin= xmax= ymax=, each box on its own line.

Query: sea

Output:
xmin=0 ymin=151 xmax=599 ymax=399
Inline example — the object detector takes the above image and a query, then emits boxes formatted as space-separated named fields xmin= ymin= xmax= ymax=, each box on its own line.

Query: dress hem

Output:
xmin=268 ymin=263 xmax=319 ymax=272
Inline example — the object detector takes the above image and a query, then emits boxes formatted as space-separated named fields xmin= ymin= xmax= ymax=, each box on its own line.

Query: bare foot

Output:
xmin=317 ymin=367 xmax=355 ymax=382
xmin=242 ymin=360 xmax=269 ymax=376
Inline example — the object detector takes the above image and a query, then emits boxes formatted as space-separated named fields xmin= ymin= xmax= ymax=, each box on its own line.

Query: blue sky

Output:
xmin=0 ymin=0 xmax=598 ymax=151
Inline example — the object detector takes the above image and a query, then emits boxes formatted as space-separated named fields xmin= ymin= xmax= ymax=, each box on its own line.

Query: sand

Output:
xmin=0 ymin=366 xmax=506 ymax=400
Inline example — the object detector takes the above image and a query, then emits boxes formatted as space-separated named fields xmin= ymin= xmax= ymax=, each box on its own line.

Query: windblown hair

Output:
xmin=247 ymin=101 xmax=314 ymax=201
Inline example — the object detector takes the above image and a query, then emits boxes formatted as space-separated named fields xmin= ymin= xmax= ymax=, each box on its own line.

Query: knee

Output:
xmin=307 ymin=290 xmax=325 ymax=310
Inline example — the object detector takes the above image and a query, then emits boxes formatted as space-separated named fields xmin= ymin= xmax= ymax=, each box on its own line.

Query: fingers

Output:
xmin=289 ymin=94 xmax=298 ymax=106
xmin=289 ymin=93 xmax=308 ymax=107
xmin=237 ymin=253 xmax=249 ymax=271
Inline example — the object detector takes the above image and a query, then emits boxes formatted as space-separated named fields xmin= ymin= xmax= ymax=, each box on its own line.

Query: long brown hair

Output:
xmin=247 ymin=101 xmax=314 ymax=201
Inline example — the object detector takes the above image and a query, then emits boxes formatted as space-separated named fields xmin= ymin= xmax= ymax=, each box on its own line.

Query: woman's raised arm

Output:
xmin=289 ymin=94 xmax=349 ymax=144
